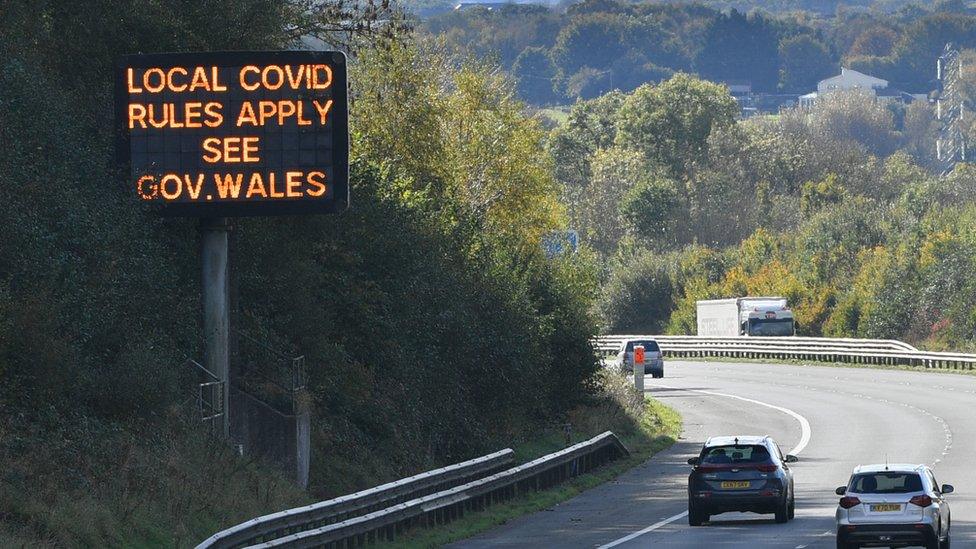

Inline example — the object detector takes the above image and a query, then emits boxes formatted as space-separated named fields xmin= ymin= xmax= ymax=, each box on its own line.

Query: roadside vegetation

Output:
xmin=0 ymin=2 xmax=611 ymax=546
xmin=386 ymin=373 xmax=681 ymax=548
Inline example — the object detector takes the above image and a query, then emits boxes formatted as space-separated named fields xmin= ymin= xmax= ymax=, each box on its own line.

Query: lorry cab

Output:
xmin=742 ymin=305 xmax=796 ymax=336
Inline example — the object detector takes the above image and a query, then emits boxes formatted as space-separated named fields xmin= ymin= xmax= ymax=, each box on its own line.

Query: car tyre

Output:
xmin=940 ymin=533 xmax=950 ymax=549
xmin=688 ymin=505 xmax=708 ymax=526
xmin=787 ymin=495 xmax=795 ymax=520
xmin=836 ymin=538 xmax=857 ymax=549
xmin=774 ymin=498 xmax=789 ymax=523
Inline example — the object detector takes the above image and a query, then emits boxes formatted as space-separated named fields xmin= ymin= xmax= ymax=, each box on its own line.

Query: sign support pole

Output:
xmin=201 ymin=217 xmax=231 ymax=437
xmin=633 ymin=345 xmax=645 ymax=393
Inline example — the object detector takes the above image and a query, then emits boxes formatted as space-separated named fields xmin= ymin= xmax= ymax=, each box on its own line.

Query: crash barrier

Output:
xmin=197 ymin=448 xmax=515 ymax=548
xmin=234 ymin=432 xmax=628 ymax=548
xmin=594 ymin=335 xmax=976 ymax=370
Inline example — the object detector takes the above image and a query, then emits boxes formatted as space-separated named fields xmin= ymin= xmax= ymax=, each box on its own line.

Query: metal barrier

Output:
xmin=593 ymin=335 xmax=976 ymax=370
xmin=197 ymin=449 xmax=515 ymax=549
xmin=246 ymin=432 xmax=629 ymax=548
xmin=594 ymin=335 xmax=917 ymax=353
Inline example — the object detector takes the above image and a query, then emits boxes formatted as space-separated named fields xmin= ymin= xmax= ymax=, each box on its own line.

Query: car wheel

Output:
xmin=774 ymin=498 xmax=789 ymax=523
xmin=787 ymin=495 xmax=795 ymax=520
xmin=940 ymin=533 xmax=951 ymax=549
xmin=836 ymin=538 xmax=857 ymax=549
xmin=688 ymin=505 xmax=708 ymax=526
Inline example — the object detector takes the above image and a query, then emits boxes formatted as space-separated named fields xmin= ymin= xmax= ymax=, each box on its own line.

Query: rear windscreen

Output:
xmin=701 ymin=444 xmax=771 ymax=464
xmin=625 ymin=341 xmax=660 ymax=352
xmin=851 ymin=472 xmax=923 ymax=494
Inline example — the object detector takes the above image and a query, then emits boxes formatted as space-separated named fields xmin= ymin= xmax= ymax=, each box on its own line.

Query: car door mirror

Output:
xmin=784 ymin=454 xmax=799 ymax=463
xmin=835 ymin=486 xmax=847 ymax=496
xmin=942 ymin=484 xmax=954 ymax=494
xmin=687 ymin=457 xmax=700 ymax=466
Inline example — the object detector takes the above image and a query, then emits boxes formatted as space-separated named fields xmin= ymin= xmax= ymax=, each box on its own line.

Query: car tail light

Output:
xmin=910 ymin=495 xmax=933 ymax=507
xmin=757 ymin=464 xmax=778 ymax=473
xmin=839 ymin=496 xmax=861 ymax=509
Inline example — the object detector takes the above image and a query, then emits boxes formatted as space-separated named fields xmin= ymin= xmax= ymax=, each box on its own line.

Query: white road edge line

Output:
xmin=596 ymin=385 xmax=812 ymax=549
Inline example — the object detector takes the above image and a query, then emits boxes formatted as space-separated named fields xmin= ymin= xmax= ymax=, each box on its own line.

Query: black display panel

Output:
xmin=116 ymin=51 xmax=349 ymax=217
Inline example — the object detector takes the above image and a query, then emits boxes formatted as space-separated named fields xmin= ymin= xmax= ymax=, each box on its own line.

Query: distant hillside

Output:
xmin=419 ymin=0 xmax=976 ymax=105
xmin=402 ymin=0 xmax=970 ymax=18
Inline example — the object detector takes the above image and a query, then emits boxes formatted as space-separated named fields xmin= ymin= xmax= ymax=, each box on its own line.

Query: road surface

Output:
xmin=453 ymin=360 xmax=976 ymax=548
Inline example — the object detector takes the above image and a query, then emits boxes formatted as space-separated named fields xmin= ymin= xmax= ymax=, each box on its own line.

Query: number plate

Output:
xmin=870 ymin=504 xmax=901 ymax=512
xmin=720 ymin=481 xmax=750 ymax=489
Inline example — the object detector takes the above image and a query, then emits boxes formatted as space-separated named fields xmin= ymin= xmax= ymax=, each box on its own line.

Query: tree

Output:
xmin=598 ymin=253 xmax=675 ymax=334
xmin=577 ymin=147 xmax=652 ymax=257
xmin=615 ymin=74 xmax=738 ymax=179
xmin=551 ymin=14 xmax=630 ymax=77
xmin=619 ymin=174 xmax=684 ymax=250
xmin=694 ymin=9 xmax=781 ymax=92
xmin=513 ymin=46 xmax=557 ymax=105
xmin=848 ymin=26 xmax=899 ymax=58
xmin=549 ymin=91 xmax=626 ymax=225
xmin=779 ymin=35 xmax=836 ymax=92
xmin=800 ymin=173 xmax=847 ymax=217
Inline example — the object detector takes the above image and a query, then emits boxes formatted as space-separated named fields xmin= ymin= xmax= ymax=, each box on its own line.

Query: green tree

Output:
xmin=513 ymin=46 xmax=557 ymax=105
xmin=779 ymin=34 xmax=836 ymax=92
xmin=620 ymin=174 xmax=684 ymax=250
xmin=598 ymin=253 xmax=675 ymax=334
xmin=551 ymin=14 xmax=630 ymax=77
xmin=800 ymin=174 xmax=848 ymax=217
xmin=694 ymin=9 xmax=781 ymax=92
xmin=615 ymin=74 xmax=738 ymax=179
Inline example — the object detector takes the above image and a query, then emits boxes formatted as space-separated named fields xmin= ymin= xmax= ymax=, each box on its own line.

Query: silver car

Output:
xmin=614 ymin=339 xmax=664 ymax=378
xmin=835 ymin=463 xmax=952 ymax=549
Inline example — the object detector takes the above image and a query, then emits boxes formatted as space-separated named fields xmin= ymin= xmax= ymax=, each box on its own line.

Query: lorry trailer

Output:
xmin=696 ymin=297 xmax=796 ymax=336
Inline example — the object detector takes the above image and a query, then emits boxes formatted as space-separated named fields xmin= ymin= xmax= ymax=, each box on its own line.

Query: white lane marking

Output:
xmin=597 ymin=511 xmax=689 ymax=548
xmin=684 ymin=387 xmax=812 ymax=455
xmin=596 ymin=386 xmax=813 ymax=548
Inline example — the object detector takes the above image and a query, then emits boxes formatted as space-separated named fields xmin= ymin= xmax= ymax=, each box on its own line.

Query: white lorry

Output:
xmin=696 ymin=297 xmax=796 ymax=337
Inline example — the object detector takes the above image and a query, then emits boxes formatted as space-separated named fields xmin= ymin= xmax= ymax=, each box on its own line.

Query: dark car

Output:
xmin=687 ymin=435 xmax=798 ymax=526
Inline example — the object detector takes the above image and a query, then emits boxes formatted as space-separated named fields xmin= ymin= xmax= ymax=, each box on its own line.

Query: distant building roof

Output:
xmin=817 ymin=67 xmax=888 ymax=93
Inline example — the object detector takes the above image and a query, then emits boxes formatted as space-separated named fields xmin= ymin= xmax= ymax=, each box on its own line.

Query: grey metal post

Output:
xmin=201 ymin=217 xmax=231 ymax=437
xmin=633 ymin=345 xmax=645 ymax=393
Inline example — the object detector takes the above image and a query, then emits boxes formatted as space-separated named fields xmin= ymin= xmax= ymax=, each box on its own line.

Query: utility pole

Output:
xmin=201 ymin=217 xmax=231 ymax=437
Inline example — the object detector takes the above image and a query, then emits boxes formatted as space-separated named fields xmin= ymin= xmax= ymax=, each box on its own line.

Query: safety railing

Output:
xmin=245 ymin=432 xmax=629 ymax=548
xmin=197 ymin=448 xmax=515 ymax=549
xmin=594 ymin=335 xmax=976 ymax=370
xmin=594 ymin=335 xmax=917 ymax=353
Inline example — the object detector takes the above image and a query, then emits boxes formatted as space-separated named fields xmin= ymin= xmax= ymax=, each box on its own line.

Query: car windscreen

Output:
xmin=625 ymin=340 xmax=660 ymax=352
xmin=850 ymin=472 xmax=924 ymax=494
xmin=701 ymin=444 xmax=771 ymax=464
xmin=747 ymin=318 xmax=793 ymax=336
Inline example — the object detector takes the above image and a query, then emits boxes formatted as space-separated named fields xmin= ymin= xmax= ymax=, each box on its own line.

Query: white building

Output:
xmin=798 ymin=68 xmax=922 ymax=107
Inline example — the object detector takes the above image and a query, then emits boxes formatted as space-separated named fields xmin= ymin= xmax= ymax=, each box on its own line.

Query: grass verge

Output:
xmin=385 ymin=372 xmax=681 ymax=548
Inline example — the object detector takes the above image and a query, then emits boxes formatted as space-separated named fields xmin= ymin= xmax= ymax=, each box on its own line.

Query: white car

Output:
xmin=835 ymin=463 xmax=952 ymax=549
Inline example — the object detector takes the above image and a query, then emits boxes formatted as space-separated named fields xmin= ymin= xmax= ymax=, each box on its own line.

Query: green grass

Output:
xmin=536 ymin=107 xmax=570 ymax=126
xmin=384 ymin=378 xmax=681 ymax=548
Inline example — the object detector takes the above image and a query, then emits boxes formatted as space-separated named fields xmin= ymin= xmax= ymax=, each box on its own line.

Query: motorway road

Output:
xmin=453 ymin=361 xmax=976 ymax=548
